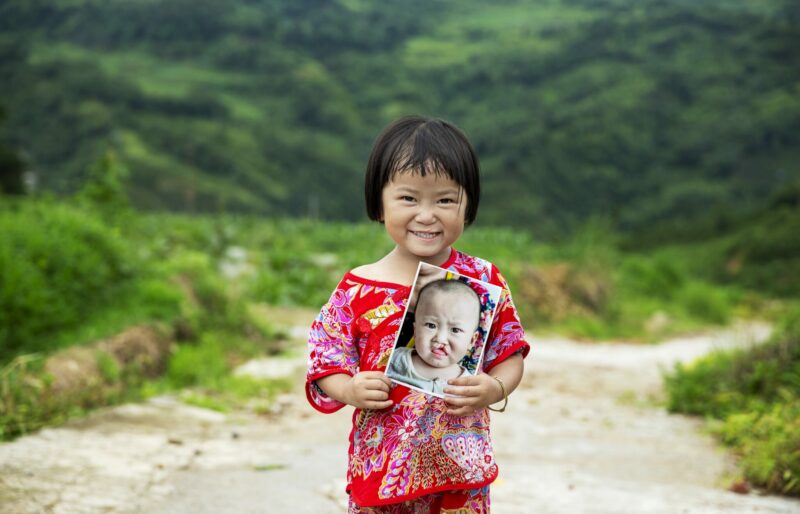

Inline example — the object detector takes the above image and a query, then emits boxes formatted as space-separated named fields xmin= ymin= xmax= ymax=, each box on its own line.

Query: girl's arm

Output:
xmin=316 ymin=372 xmax=394 ymax=410
xmin=442 ymin=353 xmax=524 ymax=416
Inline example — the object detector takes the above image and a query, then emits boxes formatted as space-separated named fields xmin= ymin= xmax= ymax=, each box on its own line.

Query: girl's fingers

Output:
xmin=447 ymin=376 xmax=480 ymax=387
xmin=369 ymin=378 xmax=392 ymax=393
xmin=365 ymin=377 xmax=391 ymax=392
xmin=364 ymin=389 xmax=389 ymax=401
xmin=443 ymin=386 xmax=481 ymax=397
xmin=443 ymin=395 xmax=478 ymax=407
xmin=365 ymin=399 xmax=393 ymax=410
xmin=361 ymin=371 xmax=392 ymax=383
xmin=356 ymin=372 xmax=392 ymax=390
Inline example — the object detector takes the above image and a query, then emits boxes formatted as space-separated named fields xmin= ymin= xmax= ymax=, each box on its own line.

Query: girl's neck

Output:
xmin=351 ymin=246 xmax=454 ymax=287
xmin=411 ymin=352 xmax=463 ymax=381
xmin=384 ymin=245 xmax=452 ymax=271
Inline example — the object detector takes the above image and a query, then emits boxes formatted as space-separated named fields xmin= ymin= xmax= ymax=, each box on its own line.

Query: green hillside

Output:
xmin=1 ymin=0 xmax=798 ymax=238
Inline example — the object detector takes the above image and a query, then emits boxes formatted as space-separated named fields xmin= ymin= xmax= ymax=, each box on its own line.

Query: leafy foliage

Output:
xmin=667 ymin=311 xmax=800 ymax=417
xmin=0 ymin=0 xmax=796 ymax=238
xmin=665 ymin=309 xmax=800 ymax=495
xmin=721 ymin=181 xmax=800 ymax=297
xmin=0 ymin=200 xmax=138 ymax=358
xmin=0 ymin=106 xmax=24 ymax=195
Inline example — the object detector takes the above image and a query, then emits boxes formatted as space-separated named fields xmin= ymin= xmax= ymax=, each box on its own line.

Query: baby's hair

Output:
xmin=364 ymin=115 xmax=481 ymax=225
xmin=416 ymin=279 xmax=481 ymax=324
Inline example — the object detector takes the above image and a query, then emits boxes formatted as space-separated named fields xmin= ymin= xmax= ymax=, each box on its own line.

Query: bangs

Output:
xmin=365 ymin=116 xmax=480 ymax=225
xmin=381 ymin=122 xmax=475 ymax=190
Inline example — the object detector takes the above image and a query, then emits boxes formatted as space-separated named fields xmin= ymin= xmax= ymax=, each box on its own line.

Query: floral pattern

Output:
xmin=306 ymin=250 xmax=530 ymax=507
xmin=348 ymin=485 xmax=490 ymax=514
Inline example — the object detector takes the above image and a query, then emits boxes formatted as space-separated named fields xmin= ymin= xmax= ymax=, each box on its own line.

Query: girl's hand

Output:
xmin=344 ymin=371 xmax=394 ymax=410
xmin=442 ymin=373 xmax=504 ymax=416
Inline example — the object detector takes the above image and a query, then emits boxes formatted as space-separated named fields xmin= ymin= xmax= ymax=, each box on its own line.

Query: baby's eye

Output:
xmin=424 ymin=322 xmax=437 ymax=329
xmin=450 ymin=327 xmax=463 ymax=334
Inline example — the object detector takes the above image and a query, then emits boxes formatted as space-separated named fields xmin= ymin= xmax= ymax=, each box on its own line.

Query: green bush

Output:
xmin=167 ymin=333 xmax=228 ymax=388
xmin=721 ymin=186 xmax=800 ymax=297
xmin=714 ymin=399 xmax=800 ymax=496
xmin=133 ymin=277 xmax=185 ymax=321
xmin=0 ymin=200 xmax=138 ymax=359
xmin=665 ymin=309 xmax=800 ymax=495
xmin=74 ymin=150 xmax=132 ymax=222
xmin=676 ymin=282 xmax=731 ymax=325
xmin=619 ymin=255 xmax=687 ymax=301
xmin=667 ymin=310 xmax=800 ymax=416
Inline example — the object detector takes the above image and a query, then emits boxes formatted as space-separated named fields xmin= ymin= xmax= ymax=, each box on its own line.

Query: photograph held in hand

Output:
xmin=386 ymin=261 xmax=502 ymax=397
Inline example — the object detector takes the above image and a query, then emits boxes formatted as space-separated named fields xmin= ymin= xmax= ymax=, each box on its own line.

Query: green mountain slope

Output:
xmin=0 ymin=0 xmax=797 ymax=237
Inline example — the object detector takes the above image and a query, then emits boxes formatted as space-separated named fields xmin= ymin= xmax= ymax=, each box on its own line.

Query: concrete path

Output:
xmin=1 ymin=322 xmax=799 ymax=513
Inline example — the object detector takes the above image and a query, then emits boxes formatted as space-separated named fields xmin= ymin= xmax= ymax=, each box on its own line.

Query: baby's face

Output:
xmin=413 ymin=288 xmax=480 ymax=369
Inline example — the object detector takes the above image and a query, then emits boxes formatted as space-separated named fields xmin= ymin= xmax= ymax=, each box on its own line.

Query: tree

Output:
xmin=74 ymin=150 xmax=131 ymax=219
xmin=0 ymin=106 xmax=24 ymax=195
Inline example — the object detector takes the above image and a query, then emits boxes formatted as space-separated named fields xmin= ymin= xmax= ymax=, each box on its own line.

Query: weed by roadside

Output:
xmin=664 ymin=309 xmax=800 ymax=496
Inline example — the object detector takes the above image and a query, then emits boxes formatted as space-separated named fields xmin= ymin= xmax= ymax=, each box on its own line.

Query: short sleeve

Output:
xmin=305 ymin=280 xmax=361 ymax=413
xmin=482 ymin=265 xmax=530 ymax=372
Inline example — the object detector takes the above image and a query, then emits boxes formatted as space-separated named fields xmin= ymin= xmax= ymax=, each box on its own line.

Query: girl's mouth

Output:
xmin=411 ymin=231 xmax=441 ymax=240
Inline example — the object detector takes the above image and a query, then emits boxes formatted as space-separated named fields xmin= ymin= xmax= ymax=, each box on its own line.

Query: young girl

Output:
xmin=306 ymin=116 xmax=530 ymax=513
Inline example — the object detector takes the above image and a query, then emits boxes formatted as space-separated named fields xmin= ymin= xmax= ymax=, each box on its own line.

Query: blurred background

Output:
xmin=0 ymin=0 xmax=799 ymax=502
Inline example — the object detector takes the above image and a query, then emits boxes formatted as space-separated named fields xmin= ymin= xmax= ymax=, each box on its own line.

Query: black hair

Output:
xmin=364 ymin=115 xmax=481 ymax=225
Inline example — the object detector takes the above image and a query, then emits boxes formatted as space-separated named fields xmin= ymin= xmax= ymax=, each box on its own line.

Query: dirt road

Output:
xmin=1 ymin=322 xmax=799 ymax=513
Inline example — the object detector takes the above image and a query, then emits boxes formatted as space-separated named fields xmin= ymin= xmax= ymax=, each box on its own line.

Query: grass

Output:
xmin=123 ymin=214 xmax=753 ymax=342
xmin=664 ymin=309 xmax=800 ymax=495
xmin=173 ymin=375 xmax=294 ymax=415
xmin=455 ymin=0 xmax=594 ymax=33
xmin=253 ymin=463 xmax=288 ymax=472
xmin=138 ymin=326 xmax=297 ymax=416
xmin=401 ymin=0 xmax=593 ymax=70
xmin=0 ymin=199 xmax=296 ymax=439
xmin=0 ymin=194 xmax=786 ymax=442
xmin=38 ymin=277 xmax=183 ymax=355
xmin=0 ymin=305 xmax=292 ymax=441
xmin=119 ymin=129 xmax=268 ymax=209
xmin=30 ymin=42 xmax=253 ymax=97
xmin=0 ymin=347 xmax=151 ymax=440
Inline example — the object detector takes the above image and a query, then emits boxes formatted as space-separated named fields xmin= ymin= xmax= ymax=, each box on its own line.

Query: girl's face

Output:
xmin=381 ymin=170 xmax=467 ymax=265
xmin=413 ymin=289 xmax=479 ymax=369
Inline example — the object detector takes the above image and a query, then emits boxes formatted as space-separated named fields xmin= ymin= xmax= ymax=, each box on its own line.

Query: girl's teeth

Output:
xmin=414 ymin=232 xmax=438 ymax=239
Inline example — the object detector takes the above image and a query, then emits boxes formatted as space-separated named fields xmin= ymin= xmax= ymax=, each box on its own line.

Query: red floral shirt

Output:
xmin=306 ymin=249 xmax=530 ymax=507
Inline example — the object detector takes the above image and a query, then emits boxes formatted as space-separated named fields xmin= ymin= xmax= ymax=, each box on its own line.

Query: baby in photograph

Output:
xmin=387 ymin=279 xmax=481 ymax=395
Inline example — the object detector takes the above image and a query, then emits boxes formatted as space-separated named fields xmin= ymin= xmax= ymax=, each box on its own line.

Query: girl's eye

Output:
xmin=438 ymin=198 xmax=457 ymax=205
xmin=400 ymin=195 xmax=416 ymax=202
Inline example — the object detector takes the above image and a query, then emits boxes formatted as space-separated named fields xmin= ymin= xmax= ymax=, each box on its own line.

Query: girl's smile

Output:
xmin=411 ymin=230 xmax=441 ymax=240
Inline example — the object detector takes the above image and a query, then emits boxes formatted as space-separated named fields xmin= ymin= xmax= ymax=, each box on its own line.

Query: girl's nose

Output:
xmin=415 ymin=205 xmax=436 ymax=224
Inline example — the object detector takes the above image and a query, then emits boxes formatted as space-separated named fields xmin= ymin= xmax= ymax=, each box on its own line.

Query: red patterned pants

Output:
xmin=348 ymin=486 xmax=490 ymax=514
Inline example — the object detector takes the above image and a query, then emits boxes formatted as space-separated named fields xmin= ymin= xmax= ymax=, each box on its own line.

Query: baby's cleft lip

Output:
xmin=431 ymin=346 xmax=448 ymax=357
